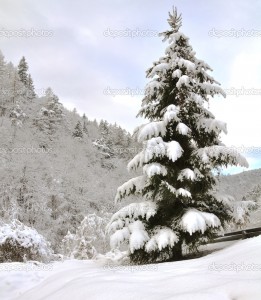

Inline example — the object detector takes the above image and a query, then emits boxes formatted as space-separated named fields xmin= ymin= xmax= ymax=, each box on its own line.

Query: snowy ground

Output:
xmin=1 ymin=236 xmax=261 ymax=300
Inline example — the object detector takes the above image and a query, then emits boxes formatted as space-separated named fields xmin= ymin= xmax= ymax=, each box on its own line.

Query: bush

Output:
xmin=0 ymin=219 xmax=53 ymax=262
xmin=62 ymin=213 xmax=110 ymax=259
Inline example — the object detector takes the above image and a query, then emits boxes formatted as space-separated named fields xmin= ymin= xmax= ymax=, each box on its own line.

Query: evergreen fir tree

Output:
xmin=73 ymin=121 xmax=83 ymax=138
xmin=45 ymin=87 xmax=53 ymax=98
xmin=0 ymin=51 xmax=7 ymax=112
xmin=82 ymin=113 xmax=88 ymax=135
xmin=34 ymin=88 xmax=63 ymax=134
xmin=27 ymin=74 xmax=36 ymax=99
xmin=99 ymin=120 xmax=109 ymax=137
xmin=17 ymin=56 xmax=28 ymax=85
xmin=107 ymin=7 xmax=250 ymax=264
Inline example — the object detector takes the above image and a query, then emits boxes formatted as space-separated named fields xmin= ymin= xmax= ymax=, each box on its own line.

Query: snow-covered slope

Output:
xmin=218 ymin=169 xmax=261 ymax=228
xmin=218 ymin=168 xmax=261 ymax=200
xmin=1 ymin=236 xmax=261 ymax=300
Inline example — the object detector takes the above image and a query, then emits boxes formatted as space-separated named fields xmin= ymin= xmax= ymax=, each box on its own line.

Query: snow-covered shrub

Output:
xmin=93 ymin=138 xmax=113 ymax=158
xmin=61 ymin=213 xmax=110 ymax=260
xmin=96 ymin=249 xmax=129 ymax=266
xmin=9 ymin=104 xmax=26 ymax=127
xmin=0 ymin=219 xmax=53 ymax=263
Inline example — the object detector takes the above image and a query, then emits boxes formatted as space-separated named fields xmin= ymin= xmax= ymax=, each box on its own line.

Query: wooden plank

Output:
xmin=211 ymin=227 xmax=261 ymax=243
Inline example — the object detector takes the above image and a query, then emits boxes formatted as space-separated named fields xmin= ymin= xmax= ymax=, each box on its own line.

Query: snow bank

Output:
xmin=2 ymin=236 xmax=261 ymax=300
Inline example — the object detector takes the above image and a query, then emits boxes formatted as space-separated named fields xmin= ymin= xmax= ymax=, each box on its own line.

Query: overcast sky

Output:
xmin=1 ymin=0 xmax=261 ymax=173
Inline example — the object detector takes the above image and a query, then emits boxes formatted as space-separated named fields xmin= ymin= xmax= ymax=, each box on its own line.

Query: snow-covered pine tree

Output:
xmin=10 ymin=104 xmax=26 ymax=128
xmin=17 ymin=56 xmax=28 ymax=85
xmin=82 ymin=113 xmax=88 ymax=135
xmin=27 ymin=74 xmax=36 ymax=100
xmin=73 ymin=121 xmax=83 ymax=138
xmin=0 ymin=51 xmax=7 ymax=114
xmin=107 ymin=7 xmax=250 ymax=264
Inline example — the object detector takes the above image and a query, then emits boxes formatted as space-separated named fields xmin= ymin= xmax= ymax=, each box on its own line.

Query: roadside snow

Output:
xmin=1 ymin=236 xmax=261 ymax=300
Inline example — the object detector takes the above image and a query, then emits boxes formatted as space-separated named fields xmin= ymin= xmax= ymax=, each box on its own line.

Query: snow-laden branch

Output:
xmin=194 ymin=146 xmax=249 ymax=168
xmin=180 ymin=209 xmax=221 ymax=235
xmin=129 ymin=220 xmax=149 ymax=253
xmin=161 ymin=181 xmax=191 ymax=198
xmin=197 ymin=118 xmax=227 ymax=135
xmin=115 ymin=176 xmax=147 ymax=202
xmin=128 ymin=137 xmax=183 ymax=171
xmin=143 ymin=163 xmax=167 ymax=178
xmin=137 ymin=105 xmax=180 ymax=142
xmin=145 ymin=227 xmax=179 ymax=252
xmin=177 ymin=168 xmax=196 ymax=181
xmin=107 ymin=201 xmax=157 ymax=233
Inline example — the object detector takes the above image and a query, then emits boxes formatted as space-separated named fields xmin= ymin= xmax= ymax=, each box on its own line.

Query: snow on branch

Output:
xmin=145 ymin=80 xmax=163 ymax=96
xmin=137 ymin=105 xmax=180 ymax=142
xmin=180 ymin=209 xmax=221 ymax=235
xmin=197 ymin=118 xmax=227 ymax=135
xmin=166 ymin=141 xmax=183 ymax=162
xmin=110 ymin=227 xmax=130 ymax=249
xmin=176 ymin=75 xmax=190 ymax=89
xmin=214 ymin=194 xmax=235 ymax=206
xmin=143 ymin=163 xmax=167 ymax=178
xmin=161 ymin=181 xmax=177 ymax=195
xmin=198 ymin=82 xmax=226 ymax=97
xmin=176 ymin=123 xmax=191 ymax=135
xmin=145 ymin=227 xmax=179 ymax=252
xmin=129 ymin=221 xmax=149 ymax=253
xmin=108 ymin=202 xmax=157 ymax=232
xmin=127 ymin=152 xmax=145 ymax=171
xmin=148 ymin=63 xmax=170 ymax=77
xmin=144 ymin=137 xmax=167 ymax=162
xmin=163 ymin=104 xmax=180 ymax=123
xmin=176 ymin=188 xmax=192 ymax=198
xmin=137 ymin=121 xmax=167 ymax=142
xmin=165 ymin=31 xmax=188 ymax=45
xmin=128 ymin=137 xmax=183 ymax=171
xmin=115 ymin=176 xmax=147 ymax=202
xmin=194 ymin=146 xmax=249 ymax=168
xmin=161 ymin=181 xmax=191 ymax=198
xmin=177 ymin=58 xmax=196 ymax=72
xmin=172 ymin=69 xmax=182 ymax=78
xmin=177 ymin=168 xmax=196 ymax=181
